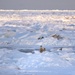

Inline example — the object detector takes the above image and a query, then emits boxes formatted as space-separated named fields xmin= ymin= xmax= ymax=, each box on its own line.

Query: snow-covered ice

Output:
xmin=0 ymin=10 xmax=75 ymax=75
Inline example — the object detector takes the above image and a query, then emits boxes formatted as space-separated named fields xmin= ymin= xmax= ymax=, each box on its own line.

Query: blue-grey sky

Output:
xmin=0 ymin=0 xmax=75 ymax=10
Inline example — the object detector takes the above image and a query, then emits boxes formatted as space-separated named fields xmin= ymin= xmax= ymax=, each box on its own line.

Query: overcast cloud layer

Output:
xmin=0 ymin=0 xmax=75 ymax=10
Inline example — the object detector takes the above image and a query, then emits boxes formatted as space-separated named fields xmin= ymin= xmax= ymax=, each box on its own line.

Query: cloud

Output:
xmin=0 ymin=0 xmax=75 ymax=10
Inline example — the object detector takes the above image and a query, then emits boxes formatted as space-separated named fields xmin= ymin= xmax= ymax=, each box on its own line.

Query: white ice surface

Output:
xmin=0 ymin=10 xmax=75 ymax=75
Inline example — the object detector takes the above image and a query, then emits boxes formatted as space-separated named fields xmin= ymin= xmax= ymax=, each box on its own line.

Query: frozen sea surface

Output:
xmin=0 ymin=10 xmax=75 ymax=75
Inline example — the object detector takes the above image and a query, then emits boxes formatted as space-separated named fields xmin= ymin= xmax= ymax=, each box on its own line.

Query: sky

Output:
xmin=0 ymin=0 xmax=75 ymax=10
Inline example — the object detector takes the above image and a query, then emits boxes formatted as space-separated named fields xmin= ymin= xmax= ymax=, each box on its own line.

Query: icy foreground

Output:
xmin=0 ymin=10 xmax=75 ymax=75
